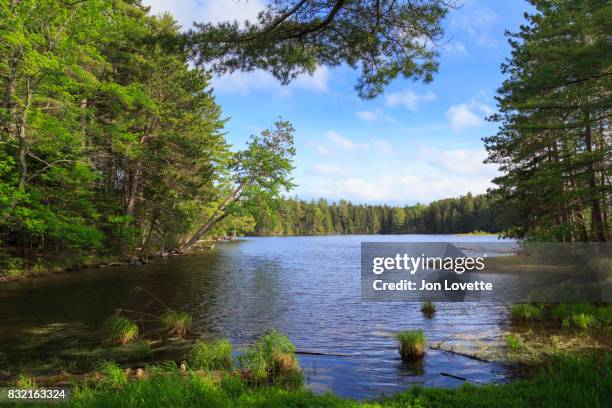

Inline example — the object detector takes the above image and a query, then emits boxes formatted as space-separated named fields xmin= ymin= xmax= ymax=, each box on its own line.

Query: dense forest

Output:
xmin=0 ymin=0 xmax=609 ymax=277
xmin=484 ymin=0 xmax=611 ymax=242
xmin=250 ymin=193 xmax=502 ymax=235
xmin=0 ymin=0 xmax=453 ymax=274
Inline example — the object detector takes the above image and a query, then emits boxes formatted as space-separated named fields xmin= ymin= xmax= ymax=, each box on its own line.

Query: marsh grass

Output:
xmin=238 ymin=330 xmax=303 ymax=388
xmin=571 ymin=313 xmax=597 ymax=330
xmin=161 ymin=310 xmax=193 ymax=338
xmin=510 ymin=303 xmax=542 ymax=322
xmin=420 ymin=301 xmax=436 ymax=317
xmin=65 ymin=353 xmax=610 ymax=408
xmin=191 ymin=339 xmax=233 ymax=371
xmin=396 ymin=330 xmax=426 ymax=361
xmin=103 ymin=315 xmax=138 ymax=345
xmin=506 ymin=334 xmax=522 ymax=351
xmin=15 ymin=374 xmax=36 ymax=388
xmin=96 ymin=361 xmax=128 ymax=388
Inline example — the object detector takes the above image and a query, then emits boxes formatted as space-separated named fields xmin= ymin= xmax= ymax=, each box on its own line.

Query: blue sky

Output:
xmin=144 ymin=0 xmax=532 ymax=205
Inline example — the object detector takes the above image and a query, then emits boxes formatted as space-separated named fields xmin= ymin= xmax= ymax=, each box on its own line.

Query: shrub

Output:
xmin=510 ymin=303 xmax=542 ymax=322
xmin=396 ymin=330 xmax=426 ymax=361
xmin=551 ymin=303 xmax=570 ymax=322
xmin=191 ymin=339 xmax=233 ymax=371
xmin=420 ymin=301 xmax=436 ymax=316
xmin=571 ymin=313 xmax=596 ymax=330
xmin=596 ymin=306 xmax=612 ymax=327
xmin=238 ymin=330 xmax=303 ymax=388
xmin=97 ymin=361 xmax=128 ymax=388
xmin=103 ymin=315 xmax=138 ymax=345
xmin=161 ymin=310 xmax=193 ymax=338
xmin=571 ymin=303 xmax=597 ymax=316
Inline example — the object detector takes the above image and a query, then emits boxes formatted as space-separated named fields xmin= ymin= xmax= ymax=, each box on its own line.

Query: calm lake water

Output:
xmin=0 ymin=235 xmax=517 ymax=399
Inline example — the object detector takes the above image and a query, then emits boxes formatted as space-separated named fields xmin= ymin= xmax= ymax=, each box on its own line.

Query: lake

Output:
xmin=0 ymin=235 xmax=516 ymax=399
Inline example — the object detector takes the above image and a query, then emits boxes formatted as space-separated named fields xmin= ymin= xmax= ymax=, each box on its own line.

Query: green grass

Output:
xmin=238 ymin=329 xmax=303 ymax=388
xmin=161 ymin=310 xmax=193 ymax=338
xmin=506 ymin=334 xmax=522 ymax=351
xmin=420 ymin=302 xmax=436 ymax=316
xmin=53 ymin=353 xmax=610 ymax=408
xmin=510 ymin=304 xmax=542 ymax=322
xmin=191 ymin=339 xmax=234 ymax=371
xmin=96 ymin=361 xmax=128 ymax=388
xmin=103 ymin=315 xmax=139 ymax=345
xmin=396 ymin=330 xmax=426 ymax=361
xmin=571 ymin=313 xmax=597 ymax=330
xmin=530 ymin=303 xmax=611 ymax=330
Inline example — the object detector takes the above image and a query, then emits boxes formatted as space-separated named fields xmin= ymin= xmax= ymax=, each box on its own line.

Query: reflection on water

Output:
xmin=0 ymin=235 xmax=515 ymax=399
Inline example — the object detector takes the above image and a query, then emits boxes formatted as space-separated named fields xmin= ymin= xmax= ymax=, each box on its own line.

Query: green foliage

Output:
xmin=396 ymin=330 xmax=426 ymax=361
xmin=571 ymin=313 xmax=597 ymax=330
xmin=506 ymin=335 xmax=522 ymax=351
xmin=253 ymin=193 xmax=503 ymax=236
xmin=96 ymin=361 xmax=128 ymax=388
xmin=238 ymin=330 xmax=303 ymax=388
xmin=517 ymin=303 xmax=611 ymax=330
xmin=187 ymin=1 xmax=450 ymax=99
xmin=14 ymin=374 xmax=36 ymax=389
xmin=60 ymin=353 xmax=612 ymax=408
xmin=420 ymin=302 xmax=436 ymax=316
xmin=510 ymin=304 xmax=542 ymax=322
xmin=484 ymin=0 xmax=611 ymax=242
xmin=103 ymin=316 xmax=138 ymax=345
xmin=161 ymin=310 xmax=192 ymax=338
xmin=191 ymin=340 xmax=234 ymax=371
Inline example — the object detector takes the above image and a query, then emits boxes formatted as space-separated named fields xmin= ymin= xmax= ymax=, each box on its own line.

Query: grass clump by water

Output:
xmin=420 ymin=301 xmax=436 ymax=317
xmin=396 ymin=330 xmax=426 ymax=361
xmin=161 ymin=310 xmax=193 ymax=338
xmin=191 ymin=339 xmax=233 ymax=371
xmin=546 ymin=303 xmax=611 ymax=330
xmin=510 ymin=303 xmax=542 ymax=322
xmin=63 ymin=353 xmax=610 ymax=408
xmin=571 ymin=313 xmax=597 ymax=330
xmin=103 ymin=315 xmax=138 ymax=345
xmin=238 ymin=329 xmax=303 ymax=388
xmin=506 ymin=334 xmax=522 ymax=351
xmin=96 ymin=361 xmax=128 ymax=388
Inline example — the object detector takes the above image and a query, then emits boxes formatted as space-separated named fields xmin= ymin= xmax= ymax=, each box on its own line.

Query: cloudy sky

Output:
xmin=143 ymin=0 xmax=531 ymax=205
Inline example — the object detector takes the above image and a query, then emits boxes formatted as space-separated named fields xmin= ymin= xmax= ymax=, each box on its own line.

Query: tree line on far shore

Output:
xmin=249 ymin=193 xmax=503 ymax=236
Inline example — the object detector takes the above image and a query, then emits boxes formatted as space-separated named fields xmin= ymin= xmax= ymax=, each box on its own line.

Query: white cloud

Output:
xmin=302 ymin=146 xmax=498 ymax=204
xmin=445 ymin=96 xmax=495 ymax=132
xmin=307 ymin=131 xmax=394 ymax=157
xmin=420 ymin=147 xmax=495 ymax=175
xmin=356 ymin=110 xmax=379 ymax=122
xmin=385 ymin=89 xmax=436 ymax=111
xmin=212 ymin=66 xmax=330 ymax=96
xmin=327 ymin=131 xmax=357 ymax=150
xmin=446 ymin=104 xmax=482 ymax=131
xmin=443 ymin=41 xmax=469 ymax=57
xmin=325 ymin=131 xmax=393 ymax=154
xmin=310 ymin=163 xmax=353 ymax=177
xmin=144 ymin=0 xmax=265 ymax=30
xmin=451 ymin=6 xmax=500 ymax=48
xmin=305 ymin=142 xmax=332 ymax=156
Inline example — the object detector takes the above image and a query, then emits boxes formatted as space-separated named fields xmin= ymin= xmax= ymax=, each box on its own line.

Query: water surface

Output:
xmin=0 ymin=235 xmax=515 ymax=399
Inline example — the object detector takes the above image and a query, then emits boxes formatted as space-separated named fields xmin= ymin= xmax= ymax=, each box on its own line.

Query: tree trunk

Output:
xmin=126 ymin=162 xmax=142 ymax=216
xmin=584 ymin=111 xmax=606 ymax=241
xmin=179 ymin=183 xmax=244 ymax=252
xmin=17 ymin=77 xmax=32 ymax=191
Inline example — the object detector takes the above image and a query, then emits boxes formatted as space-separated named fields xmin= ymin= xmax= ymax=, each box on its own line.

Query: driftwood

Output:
xmin=439 ymin=372 xmax=485 ymax=384
xmin=429 ymin=345 xmax=491 ymax=363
